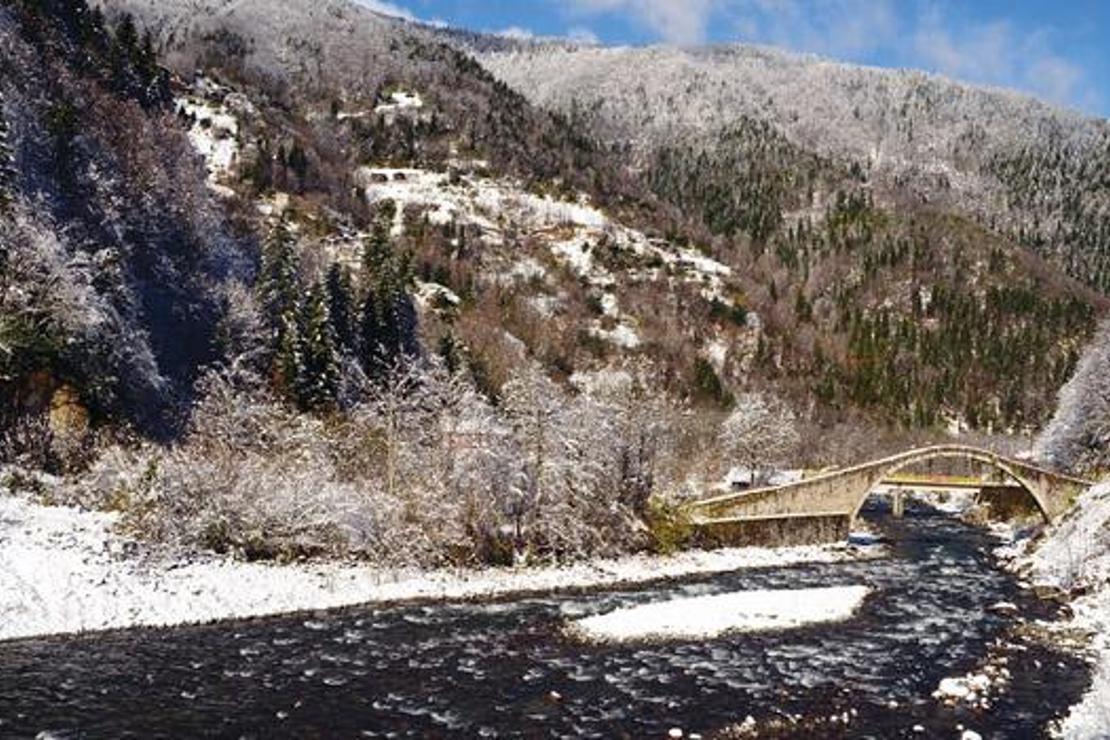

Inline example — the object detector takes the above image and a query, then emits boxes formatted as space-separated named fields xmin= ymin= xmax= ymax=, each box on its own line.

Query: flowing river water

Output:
xmin=0 ymin=501 xmax=1092 ymax=738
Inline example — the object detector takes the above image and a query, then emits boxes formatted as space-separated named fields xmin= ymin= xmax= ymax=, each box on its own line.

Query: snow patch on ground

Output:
xmin=175 ymin=96 xmax=239 ymax=195
xmin=1017 ymin=481 xmax=1110 ymax=738
xmin=0 ymin=494 xmax=881 ymax=643
xmin=414 ymin=280 xmax=461 ymax=311
xmin=590 ymin=322 xmax=641 ymax=349
xmin=374 ymin=90 xmax=423 ymax=114
xmin=705 ymin=337 xmax=729 ymax=370
xmin=569 ymin=585 xmax=870 ymax=642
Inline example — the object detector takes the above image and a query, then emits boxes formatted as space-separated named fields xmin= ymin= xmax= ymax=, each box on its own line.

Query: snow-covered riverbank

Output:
xmin=1011 ymin=481 xmax=1110 ymax=739
xmin=0 ymin=494 xmax=882 ymax=643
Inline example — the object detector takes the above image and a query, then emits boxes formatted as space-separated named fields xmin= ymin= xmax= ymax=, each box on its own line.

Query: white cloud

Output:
xmin=567 ymin=26 xmax=602 ymax=45
xmin=496 ymin=25 xmax=536 ymax=40
xmin=732 ymin=0 xmax=898 ymax=58
xmin=912 ymin=10 xmax=1092 ymax=109
xmin=350 ymin=0 xmax=417 ymax=21
xmin=568 ymin=0 xmax=716 ymax=45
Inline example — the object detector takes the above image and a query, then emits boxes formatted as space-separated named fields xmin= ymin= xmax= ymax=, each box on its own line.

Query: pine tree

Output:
xmin=360 ymin=290 xmax=386 ymax=379
xmin=109 ymin=13 xmax=139 ymax=91
xmin=297 ymin=281 xmax=340 ymax=410
xmin=324 ymin=262 xmax=356 ymax=351
xmin=359 ymin=219 xmax=416 ymax=380
xmin=259 ymin=217 xmax=300 ymax=323
xmin=274 ymin=311 xmax=302 ymax=400
xmin=361 ymin=218 xmax=391 ymax=285
xmin=258 ymin=217 xmax=302 ymax=397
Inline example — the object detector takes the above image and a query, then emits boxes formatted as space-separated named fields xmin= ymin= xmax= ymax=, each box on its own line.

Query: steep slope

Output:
xmin=0 ymin=0 xmax=253 ymax=447
xmin=90 ymin=0 xmax=751 ymax=411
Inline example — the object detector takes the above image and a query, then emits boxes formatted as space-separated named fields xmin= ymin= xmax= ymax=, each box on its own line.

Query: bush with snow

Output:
xmin=76 ymin=359 xmax=693 ymax=566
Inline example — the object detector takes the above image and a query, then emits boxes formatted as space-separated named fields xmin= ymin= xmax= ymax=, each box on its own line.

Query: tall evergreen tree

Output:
xmin=274 ymin=311 xmax=302 ymax=400
xmin=359 ymin=219 xmax=415 ymax=379
xmin=297 ymin=282 xmax=340 ymax=410
xmin=259 ymin=217 xmax=300 ymax=322
xmin=324 ymin=262 xmax=356 ymax=351
xmin=359 ymin=290 xmax=387 ymax=379
xmin=361 ymin=218 xmax=392 ymax=285
xmin=108 ymin=13 xmax=139 ymax=90
xmin=258 ymin=217 xmax=302 ymax=396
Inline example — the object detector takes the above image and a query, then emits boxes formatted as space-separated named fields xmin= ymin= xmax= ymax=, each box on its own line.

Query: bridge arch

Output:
xmin=848 ymin=445 xmax=1052 ymax=524
xmin=687 ymin=444 xmax=1089 ymax=547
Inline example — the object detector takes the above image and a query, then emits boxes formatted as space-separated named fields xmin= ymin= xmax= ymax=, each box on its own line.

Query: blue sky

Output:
xmin=357 ymin=0 xmax=1109 ymax=117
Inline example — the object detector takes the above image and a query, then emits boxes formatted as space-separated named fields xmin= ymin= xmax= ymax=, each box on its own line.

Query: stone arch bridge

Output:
xmin=687 ymin=445 xmax=1092 ymax=546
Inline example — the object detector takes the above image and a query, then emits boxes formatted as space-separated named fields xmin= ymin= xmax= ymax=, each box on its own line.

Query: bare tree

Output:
xmin=719 ymin=391 xmax=800 ymax=486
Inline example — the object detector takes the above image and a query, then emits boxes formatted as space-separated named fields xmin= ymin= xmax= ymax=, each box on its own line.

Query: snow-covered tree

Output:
xmin=719 ymin=391 xmax=800 ymax=486
xmin=0 ymin=89 xmax=15 ymax=211
xmin=258 ymin=217 xmax=300 ymax=325
xmin=500 ymin=364 xmax=567 ymax=555
xmin=1037 ymin=321 xmax=1110 ymax=473
xmin=497 ymin=364 xmax=648 ymax=560
xmin=586 ymin=369 xmax=683 ymax=513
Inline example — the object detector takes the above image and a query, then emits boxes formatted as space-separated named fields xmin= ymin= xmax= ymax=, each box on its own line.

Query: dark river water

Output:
xmin=0 ymin=501 xmax=1092 ymax=739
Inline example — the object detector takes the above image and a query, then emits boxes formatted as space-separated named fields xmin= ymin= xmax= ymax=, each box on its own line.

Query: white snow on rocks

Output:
xmin=1015 ymin=481 xmax=1110 ymax=738
xmin=590 ymin=322 xmax=641 ymax=349
xmin=568 ymin=585 xmax=870 ymax=642
xmin=414 ymin=280 xmax=461 ymax=311
xmin=933 ymin=668 xmax=1009 ymax=710
xmin=0 ymin=494 xmax=880 ymax=643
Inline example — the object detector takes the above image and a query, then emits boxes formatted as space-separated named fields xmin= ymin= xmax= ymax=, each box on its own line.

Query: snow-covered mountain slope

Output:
xmin=94 ymin=0 xmax=634 ymax=205
xmin=480 ymin=43 xmax=1097 ymax=176
xmin=477 ymin=43 xmax=1110 ymax=293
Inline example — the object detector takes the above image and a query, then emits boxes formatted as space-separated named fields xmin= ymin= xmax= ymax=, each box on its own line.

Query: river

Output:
xmin=0 ymin=501 xmax=1091 ymax=738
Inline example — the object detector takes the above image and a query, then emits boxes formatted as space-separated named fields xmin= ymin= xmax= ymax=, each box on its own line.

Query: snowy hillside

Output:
xmin=478 ymin=43 xmax=1110 ymax=293
xmin=480 ymin=43 xmax=1099 ymax=175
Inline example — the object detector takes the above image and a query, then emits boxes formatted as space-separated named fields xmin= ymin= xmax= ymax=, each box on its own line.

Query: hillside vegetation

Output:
xmin=0 ymin=0 xmax=1106 ymax=566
